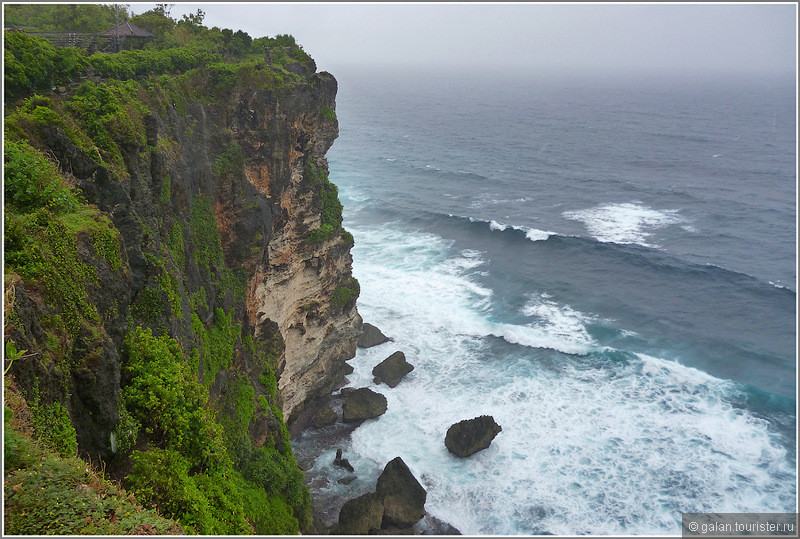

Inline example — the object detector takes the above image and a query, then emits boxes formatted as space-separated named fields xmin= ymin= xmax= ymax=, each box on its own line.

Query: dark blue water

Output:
xmin=295 ymin=68 xmax=797 ymax=535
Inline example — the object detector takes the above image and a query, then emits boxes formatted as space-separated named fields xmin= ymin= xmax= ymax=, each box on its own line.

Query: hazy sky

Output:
xmin=129 ymin=2 xmax=797 ymax=77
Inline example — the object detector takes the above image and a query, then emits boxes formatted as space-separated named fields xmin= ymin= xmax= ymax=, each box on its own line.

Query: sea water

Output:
xmin=292 ymin=68 xmax=796 ymax=535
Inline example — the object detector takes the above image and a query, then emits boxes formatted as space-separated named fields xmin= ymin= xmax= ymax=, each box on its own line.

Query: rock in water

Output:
xmin=445 ymin=415 xmax=502 ymax=457
xmin=337 ymin=492 xmax=385 ymax=535
xmin=334 ymin=448 xmax=355 ymax=472
xmin=372 ymin=351 xmax=414 ymax=388
xmin=358 ymin=322 xmax=390 ymax=348
xmin=342 ymin=387 xmax=388 ymax=422
xmin=312 ymin=405 xmax=337 ymax=428
xmin=375 ymin=457 xmax=427 ymax=528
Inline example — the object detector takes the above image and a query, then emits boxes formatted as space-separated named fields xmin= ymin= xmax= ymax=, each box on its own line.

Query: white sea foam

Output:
xmin=488 ymin=219 xmax=554 ymax=242
xmin=304 ymin=221 xmax=795 ymax=535
xmin=521 ymin=293 xmax=598 ymax=350
xmin=350 ymin=223 xmax=589 ymax=355
xmin=562 ymin=202 xmax=685 ymax=247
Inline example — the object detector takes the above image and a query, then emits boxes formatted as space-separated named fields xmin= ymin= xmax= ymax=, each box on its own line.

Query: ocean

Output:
xmin=292 ymin=67 xmax=797 ymax=535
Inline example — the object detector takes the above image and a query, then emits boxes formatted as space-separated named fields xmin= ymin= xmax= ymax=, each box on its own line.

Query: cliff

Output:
xmin=4 ymin=29 xmax=360 ymax=534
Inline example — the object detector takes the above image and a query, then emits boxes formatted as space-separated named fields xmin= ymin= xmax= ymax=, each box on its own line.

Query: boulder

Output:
xmin=338 ymin=475 xmax=357 ymax=485
xmin=358 ymin=322 xmax=390 ymax=348
xmin=337 ymin=492 xmax=384 ymax=535
xmin=342 ymin=388 xmax=388 ymax=423
xmin=372 ymin=351 xmax=414 ymax=388
xmin=334 ymin=448 xmax=355 ymax=472
xmin=375 ymin=457 xmax=427 ymax=528
xmin=444 ymin=415 xmax=502 ymax=458
xmin=312 ymin=406 xmax=337 ymax=428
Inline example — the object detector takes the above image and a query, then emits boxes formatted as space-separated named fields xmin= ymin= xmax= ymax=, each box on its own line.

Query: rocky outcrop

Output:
xmin=336 ymin=457 xmax=427 ymax=534
xmin=241 ymin=71 xmax=363 ymax=427
xmin=376 ymin=457 xmax=427 ymax=528
xmin=358 ymin=322 xmax=390 ymax=348
xmin=372 ymin=351 xmax=414 ymax=388
xmin=337 ymin=492 xmax=385 ymax=535
xmin=312 ymin=406 xmax=338 ymax=428
xmin=342 ymin=388 xmax=388 ymax=423
xmin=334 ymin=448 xmax=355 ymax=472
xmin=445 ymin=415 xmax=502 ymax=457
xmin=5 ymin=48 xmax=360 ymax=462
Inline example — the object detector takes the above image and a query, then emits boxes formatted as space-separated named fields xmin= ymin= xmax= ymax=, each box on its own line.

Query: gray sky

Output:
xmin=129 ymin=2 xmax=797 ymax=77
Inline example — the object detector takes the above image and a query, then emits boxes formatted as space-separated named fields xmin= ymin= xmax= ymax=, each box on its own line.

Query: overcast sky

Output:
xmin=129 ymin=2 xmax=797 ymax=77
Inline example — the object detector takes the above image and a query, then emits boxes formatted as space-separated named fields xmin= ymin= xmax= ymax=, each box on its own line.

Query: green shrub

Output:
xmin=3 ymin=140 xmax=78 ymax=214
xmin=322 ymin=106 xmax=336 ymax=121
xmin=4 ymin=32 xmax=87 ymax=101
xmin=190 ymin=308 xmax=239 ymax=385
xmin=87 ymin=45 xmax=220 ymax=80
xmin=217 ymin=374 xmax=256 ymax=465
xmin=305 ymin=159 xmax=347 ymax=244
xmin=66 ymin=80 xmax=149 ymax=175
xmin=123 ymin=326 xmax=227 ymax=468
xmin=331 ymin=277 xmax=360 ymax=310
xmin=212 ymin=141 xmax=243 ymax=176
xmin=3 ymin=437 xmax=182 ymax=535
xmin=30 ymin=401 xmax=78 ymax=458
xmin=243 ymin=444 xmax=311 ymax=529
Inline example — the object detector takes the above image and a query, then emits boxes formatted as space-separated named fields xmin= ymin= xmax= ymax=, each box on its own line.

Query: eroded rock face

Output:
xmin=312 ymin=406 xmax=338 ymax=428
xmin=337 ymin=492 xmax=384 ymax=535
xmin=445 ymin=415 xmax=502 ymax=457
xmin=335 ymin=456 xmax=428 ymax=534
xmin=246 ymin=72 xmax=363 ymax=427
xmin=372 ymin=351 xmax=414 ymax=388
xmin=342 ymin=388 xmax=388 ymax=423
xmin=358 ymin=322 xmax=390 ymax=348
xmin=375 ymin=457 xmax=427 ymax=528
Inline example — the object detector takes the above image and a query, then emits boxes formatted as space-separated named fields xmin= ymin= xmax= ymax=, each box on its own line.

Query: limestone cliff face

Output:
xmin=242 ymin=73 xmax=363 ymax=427
xmin=5 ymin=57 xmax=361 ymax=462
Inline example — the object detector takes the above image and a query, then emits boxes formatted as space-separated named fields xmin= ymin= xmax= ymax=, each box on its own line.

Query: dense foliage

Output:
xmin=4 ymin=3 xmax=131 ymax=33
xmin=4 ymin=4 xmax=334 ymax=535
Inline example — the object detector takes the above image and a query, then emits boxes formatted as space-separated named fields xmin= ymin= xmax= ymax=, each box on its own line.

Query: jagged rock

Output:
xmin=375 ymin=457 xmax=427 ymax=528
xmin=445 ymin=415 xmax=502 ymax=457
xmin=337 ymin=492 xmax=385 ymax=535
xmin=372 ymin=351 xmax=414 ymax=388
xmin=312 ymin=406 xmax=337 ymax=428
xmin=358 ymin=322 xmax=391 ymax=348
xmin=342 ymin=362 xmax=355 ymax=375
xmin=338 ymin=475 xmax=357 ymax=485
xmin=342 ymin=387 xmax=388 ymax=423
xmin=424 ymin=515 xmax=462 ymax=535
xmin=334 ymin=448 xmax=355 ymax=472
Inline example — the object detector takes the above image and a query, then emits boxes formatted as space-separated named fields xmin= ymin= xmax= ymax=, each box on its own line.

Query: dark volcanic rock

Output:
xmin=376 ymin=457 xmax=427 ymax=528
xmin=337 ymin=492 xmax=384 ymax=535
xmin=358 ymin=322 xmax=391 ymax=348
xmin=312 ymin=406 xmax=337 ymax=428
xmin=338 ymin=475 xmax=357 ymax=485
xmin=342 ymin=387 xmax=388 ymax=423
xmin=444 ymin=415 xmax=502 ymax=458
xmin=334 ymin=448 xmax=355 ymax=472
xmin=372 ymin=351 xmax=414 ymax=388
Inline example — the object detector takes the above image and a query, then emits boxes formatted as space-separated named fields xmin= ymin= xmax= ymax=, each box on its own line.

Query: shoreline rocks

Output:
xmin=358 ymin=322 xmax=391 ymax=348
xmin=342 ymin=387 xmax=388 ymax=423
xmin=376 ymin=457 xmax=427 ymax=528
xmin=312 ymin=405 xmax=338 ymax=428
xmin=333 ymin=448 xmax=355 ymax=473
xmin=444 ymin=415 xmax=502 ymax=458
xmin=336 ymin=456 xmax=428 ymax=535
xmin=372 ymin=351 xmax=414 ymax=388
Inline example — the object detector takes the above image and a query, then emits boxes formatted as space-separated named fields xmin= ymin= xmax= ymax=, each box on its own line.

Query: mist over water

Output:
xmin=293 ymin=69 xmax=796 ymax=535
